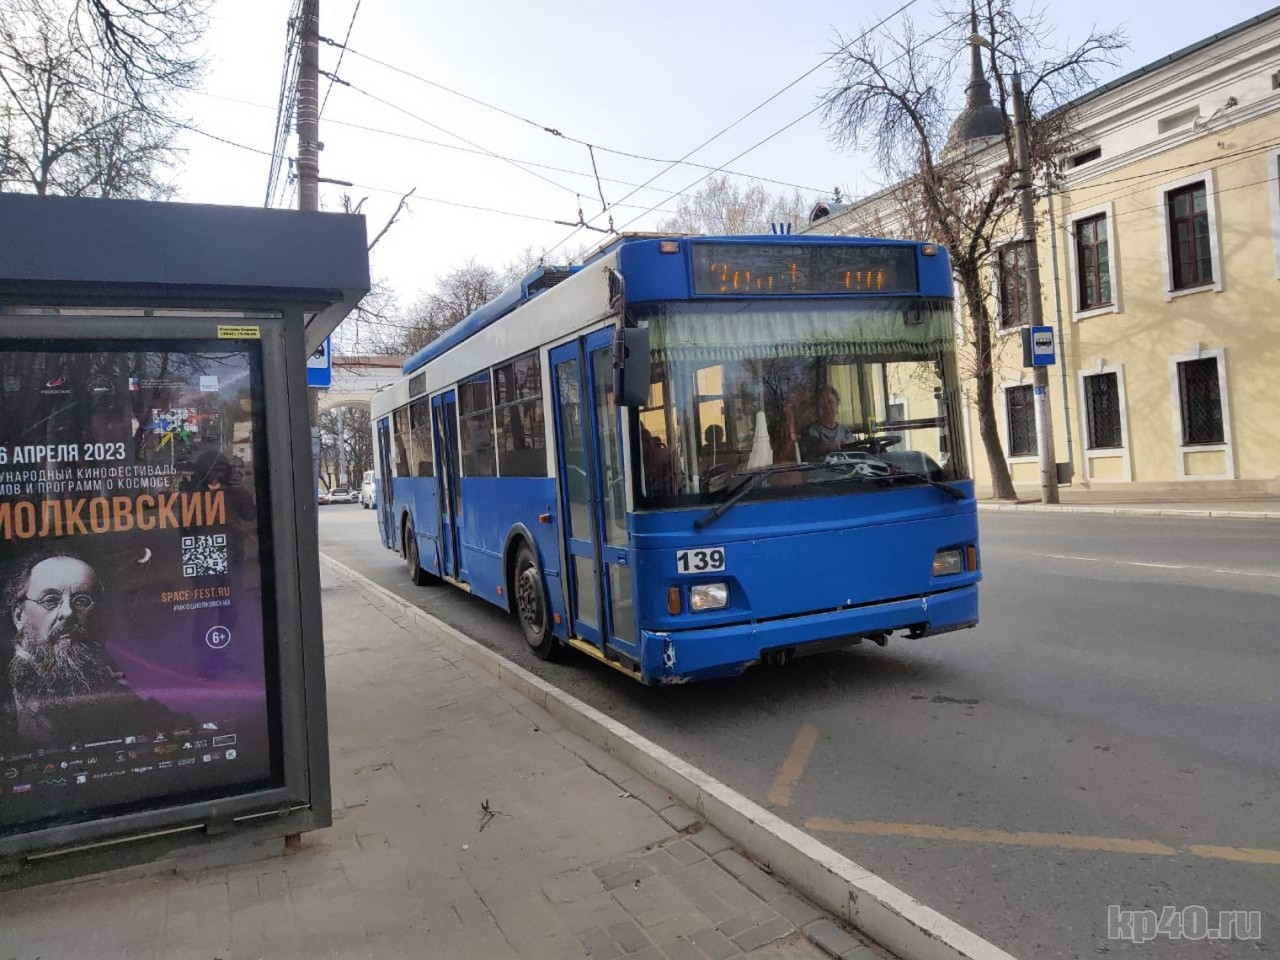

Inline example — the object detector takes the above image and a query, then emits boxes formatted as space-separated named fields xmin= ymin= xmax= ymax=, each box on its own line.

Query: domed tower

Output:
xmin=945 ymin=10 xmax=1006 ymax=152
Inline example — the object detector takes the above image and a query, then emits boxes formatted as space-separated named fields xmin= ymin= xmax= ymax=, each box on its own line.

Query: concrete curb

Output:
xmin=320 ymin=552 xmax=1018 ymax=960
xmin=976 ymin=503 xmax=1280 ymax=520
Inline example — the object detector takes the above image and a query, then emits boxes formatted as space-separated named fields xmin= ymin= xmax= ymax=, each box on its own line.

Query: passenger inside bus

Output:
xmin=641 ymin=425 xmax=676 ymax=498
xmin=699 ymin=424 xmax=738 ymax=493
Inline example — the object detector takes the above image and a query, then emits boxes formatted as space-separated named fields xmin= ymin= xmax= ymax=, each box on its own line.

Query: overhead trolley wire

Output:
xmin=193 ymin=87 xmax=708 ymax=200
xmin=544 ymin=0 xmax=925 ymax=258
xmin=332 ymin=76 xmax=593 ymax=200
xmin=320 ymin=37 xmax=831 ymax=195
xmin=320 ymin=0 xmax=363 ymax=119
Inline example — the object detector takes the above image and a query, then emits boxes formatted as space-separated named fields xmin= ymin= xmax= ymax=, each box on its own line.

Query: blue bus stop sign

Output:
xmin=307 ymin=337 xmax=332 ymax=388
xmin=1021 ymin=325 xmax=1056 ymax=367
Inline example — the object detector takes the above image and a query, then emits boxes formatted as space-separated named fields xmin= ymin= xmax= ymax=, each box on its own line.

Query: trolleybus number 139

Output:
xmin=675 ymin=548 xmax=726 ymax=573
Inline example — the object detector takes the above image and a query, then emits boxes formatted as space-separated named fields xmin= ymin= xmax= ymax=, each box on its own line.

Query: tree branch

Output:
xmin=367 ymin=187 xmax=416 ymax=253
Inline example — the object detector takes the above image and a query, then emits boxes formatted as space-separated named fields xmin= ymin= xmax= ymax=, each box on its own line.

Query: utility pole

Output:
xmin=297 ymin=0 xmax=320 ymax=213
xmin=1012 ymin=72 xmax=1059 ymax=504
xmin=297 ymin=0 xmax=322 ymax=505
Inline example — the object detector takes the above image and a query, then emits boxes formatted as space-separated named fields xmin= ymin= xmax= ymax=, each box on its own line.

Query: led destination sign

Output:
xmin=691 ymin=243 xmax=919 ymax=296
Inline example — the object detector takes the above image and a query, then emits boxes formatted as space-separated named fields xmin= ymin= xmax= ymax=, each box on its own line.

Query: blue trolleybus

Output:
xmin=369 ymin=234 xmax=980 ymax=684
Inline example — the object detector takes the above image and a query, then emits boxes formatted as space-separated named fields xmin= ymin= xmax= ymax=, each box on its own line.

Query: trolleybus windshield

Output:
xmin=630 ymin=297 xmax=968 ymax=509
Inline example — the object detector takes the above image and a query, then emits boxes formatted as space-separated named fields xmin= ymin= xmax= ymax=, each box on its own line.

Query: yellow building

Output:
xmin=809 ymin=9 xmax=1280 ymax=497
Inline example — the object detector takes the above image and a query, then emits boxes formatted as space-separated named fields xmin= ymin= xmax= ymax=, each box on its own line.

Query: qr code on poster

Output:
xmin=182 ymin=534 xmax=228 ymax=577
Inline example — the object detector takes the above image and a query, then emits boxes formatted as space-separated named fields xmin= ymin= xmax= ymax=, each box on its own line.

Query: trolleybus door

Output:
xmin=376 ymin=415 xmax=394 ymax=547
xmin=550 ymin=333 xmax=638 ymax=661
xmin=432 ymin=390 xmax=462 ymax=581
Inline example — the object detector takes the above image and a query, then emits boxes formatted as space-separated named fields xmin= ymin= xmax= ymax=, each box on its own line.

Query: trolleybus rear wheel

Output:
xmin=514 ymin=542 xmax=559 ymax=661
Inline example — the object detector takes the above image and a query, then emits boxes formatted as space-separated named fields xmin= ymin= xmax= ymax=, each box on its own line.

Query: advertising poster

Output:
xmin=0 ymin=342 xmax=281 ymax=834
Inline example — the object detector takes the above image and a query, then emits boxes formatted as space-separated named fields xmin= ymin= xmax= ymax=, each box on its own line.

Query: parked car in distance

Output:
xmin=360 ymin=470 xmax=376 ymax=509
xmin=317 ymin=488 xmax=332 ymax=505
xmin=329 ymin=486 xmax=359 ymax=504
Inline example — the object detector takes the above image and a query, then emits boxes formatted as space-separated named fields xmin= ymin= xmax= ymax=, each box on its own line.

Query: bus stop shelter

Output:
xmin=0 ymin=193 xmax=368 ymax=885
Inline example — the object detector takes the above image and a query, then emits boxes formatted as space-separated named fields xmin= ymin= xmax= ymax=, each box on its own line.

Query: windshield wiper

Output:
xmin=694 ymin=462 xmax=968 ymax=531
xmin=694 ymin=463 xmax=825 ymax=530
xmin=875 ymin=471 xmax=968 ymax=500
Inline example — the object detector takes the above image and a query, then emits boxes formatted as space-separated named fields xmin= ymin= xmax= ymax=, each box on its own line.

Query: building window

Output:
xmin=1177 ymin=357 xmax=1224 ymax=445
xmin=997 ymin=243 xmax=1030 ymax=329
xmin=1083 ymin=372 xmax=1122 ymax=449
xmin=458 ymin=374 xmax=496 ymax=476
xmin=493 ymin=351 xmax=547 ymax=477
xmin=1075 ymin=214 xmax=1111 ymax=310
xmin=1070 ymin=146 xmax=1101 ymax=167
xmin=1006 ymin=384 xmax=1036 ymax=457
xmin=1168 ymin=182 xmax=1212 ymax=290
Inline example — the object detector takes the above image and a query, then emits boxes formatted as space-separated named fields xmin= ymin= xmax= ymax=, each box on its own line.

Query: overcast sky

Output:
xmin=171 ymin=0 xmax=1271 ymax=319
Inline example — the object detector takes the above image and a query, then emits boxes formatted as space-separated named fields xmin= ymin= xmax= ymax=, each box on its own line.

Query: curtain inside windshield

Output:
xmin=632 ymin=299 xmax=968 ymax=508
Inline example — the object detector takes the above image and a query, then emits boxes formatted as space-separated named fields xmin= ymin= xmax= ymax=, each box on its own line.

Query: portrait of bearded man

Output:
xmin=2 ymin=550 xmax=188 ymax=750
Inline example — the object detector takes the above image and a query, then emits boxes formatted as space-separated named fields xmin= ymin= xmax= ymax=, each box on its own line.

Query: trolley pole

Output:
xmin=1012 ymin=72 xmax=1059 ymax=504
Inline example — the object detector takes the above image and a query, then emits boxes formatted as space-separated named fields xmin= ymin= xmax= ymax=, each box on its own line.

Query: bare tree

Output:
xmin=70 ymin=0 xmax=207 ymax=99
xmin=820 ymin=0 xmax=1123 ymax=499
xmin=331 ymin=278 xmax=402 ymax=356
xmin=316 ymin=405 xmax=372 ymax=489
xmin=0 ymin=0 xmax=201 ymax=197
xmin=658 ymin=174 xmax=811 ymax=235
xmin=388 ymin=260 xmax=507 ymax=356
xmin=339 ymin=245 xmax=594 ymax=361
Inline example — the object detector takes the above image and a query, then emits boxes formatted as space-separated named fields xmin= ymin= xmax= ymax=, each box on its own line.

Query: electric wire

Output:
xmin=193 ymin=87 xmax=705 ymax=199
xmin=264 ymin=0 xmax=304 ymax=207
xmin=341 ymin=180 xmax=585 ymax=223
xmin=544 ymin=0 xmax=931 ymax=259
xmin=323 ymin=38 xmax=831 ymax=195
xmin=0 ymin=47 xmax=279 ymax=164
xmin=333 ymin=76 xmax=591 ymax=200
xmin=341 ymin=177 xmax=679 ymax=218
xmin=319 ymin=0 xmax=362 ymax=120
xmin=189 ymin=79 xmax=1280 ymax=220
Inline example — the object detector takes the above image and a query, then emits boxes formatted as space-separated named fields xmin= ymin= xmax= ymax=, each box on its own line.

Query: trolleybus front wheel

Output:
xmin=514 ymin=542 xmax=560 ymax=661
xmin=404 ymin=520 xmax=433 ymax=587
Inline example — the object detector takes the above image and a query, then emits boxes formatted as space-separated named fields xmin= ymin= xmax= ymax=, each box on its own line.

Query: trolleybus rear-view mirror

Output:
xmin=613 ymin=325 xmax=651 ymax=408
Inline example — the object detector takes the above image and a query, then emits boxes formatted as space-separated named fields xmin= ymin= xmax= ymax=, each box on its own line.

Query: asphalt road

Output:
xmin=318 ymin=504 xmax=1278 ymax=959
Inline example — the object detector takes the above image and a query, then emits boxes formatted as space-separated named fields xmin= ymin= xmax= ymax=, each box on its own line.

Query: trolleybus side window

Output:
xmin=409 ymin=396 xmax=433 ymax=477
xmin=458 ymin=373 xmax=496 ymax=477
xmin=494 ymin=350 xmax=547 ymax=478
xmin=392 ymin=406 xmax=411 ymax=477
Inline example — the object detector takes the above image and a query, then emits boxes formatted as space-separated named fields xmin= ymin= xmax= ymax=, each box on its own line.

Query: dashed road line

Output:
xmin=767 ymin=722 xmax=820 ymax=807
xmin=1188 ymin=845 xmax=1280 ymax=865
xmin=1006 ymin=551 xmax=1280 ymax=580
xmin=805 ymin=817 xmax=1280 ymax=864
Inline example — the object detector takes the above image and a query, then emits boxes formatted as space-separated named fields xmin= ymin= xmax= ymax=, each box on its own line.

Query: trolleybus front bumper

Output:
xmin=640 ymin=583 xmax=978 ymax=683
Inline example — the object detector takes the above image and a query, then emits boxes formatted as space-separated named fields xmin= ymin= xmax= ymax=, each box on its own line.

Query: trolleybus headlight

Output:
xmin=689 ymin=582 xmax=729 ymax=612
xmin=931 ymin=549 xmax=964 ymax=576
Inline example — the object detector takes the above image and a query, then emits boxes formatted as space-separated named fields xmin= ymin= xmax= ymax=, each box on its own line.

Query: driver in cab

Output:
xmin=801 ymin=385 xmax=860 ymax=460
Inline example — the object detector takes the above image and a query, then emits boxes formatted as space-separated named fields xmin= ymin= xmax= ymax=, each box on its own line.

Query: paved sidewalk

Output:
xmin=977 ymin=492 xmax=1280 ymax=519
xmin=0 ymin=571 xmax=879 ymax=960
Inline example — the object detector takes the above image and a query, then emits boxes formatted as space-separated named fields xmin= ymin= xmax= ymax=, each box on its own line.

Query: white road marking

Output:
xmin=1035 ymin=553 xmax=1280 ymax=580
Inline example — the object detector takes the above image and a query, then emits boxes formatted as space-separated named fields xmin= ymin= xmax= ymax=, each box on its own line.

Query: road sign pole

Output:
xmin=1013 ymin=73 xmax=1059 ymax=505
